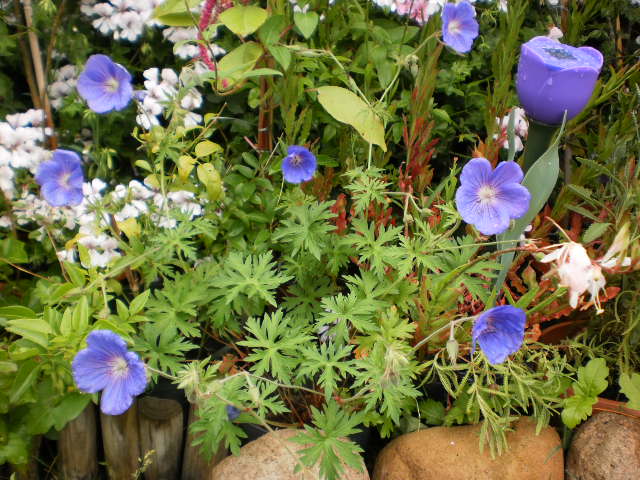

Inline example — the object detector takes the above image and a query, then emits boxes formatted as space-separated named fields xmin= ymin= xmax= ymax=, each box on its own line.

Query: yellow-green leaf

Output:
xmin=219 ymin=5 xmax=268 ymax=38
xmin=197 ymin=164 xmax=223 ymax=201
xmin=316 ymin=86 xmax=387 ymax=151
xmin=194 ymin=141 xmax=222 ymax=158
xmin=216 ymin=42 xmax=264 ymax=88
xmin=117 ymin=218 xmax=141 ymax=239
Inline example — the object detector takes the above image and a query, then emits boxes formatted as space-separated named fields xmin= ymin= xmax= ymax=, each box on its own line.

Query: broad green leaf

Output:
xmin=0 ymin=306 xmax=37 ymax=319
xmin=268 ymin=45 xmax=292 ymax=71
xmin=52 ymin=393 xmax=91 ymax=431
xmin=130 ymin=290 xmax=151 ymax=316
xmin=258 ymin=14 xmax=287 ymax=45
xmin=9 ymin=360 xmax=40 ymax=404
xmin=0 ymin=237 xmax=28 ymax=263
xmin=219 ymin=5 xmax=268 ymax=38
xmin=419 ymin=399 xmax=446 ymax=425
xmin=582 ymin=222 xmax=610 ymax=244
xmin=316 ymin=86 xmax=387 ymax=151
xmin=240 ymin=68 xmax=283 ymax=79
xmin=153 ymin=0 xmax=200 ymax=26
xmin=620 ymin=372 xmax=640 ymax=410
xmin=561 ymin=395 xmax=597 ymax=428
xmin=195 ymin=140 xmax=222 ymax=158
xmin=494 ymin=120 xmax=566 ymax=292
xmin=177 ymin=155 xmax=196 ymax=180
xmin=6 ymin=318 xmax=52 ymax=348
xmin=197 ymin=163 xmax=223 ymax=201
xmin=294 ymin=11 xmax=319 ymax=39
xmin=574 ymin=357 xmax=609 ymax=398
xmin=64 ymin=261 xmax=86 ymax=287
xmin=117 ymin=217 xmax=141 ymax=239
xmin=215 ymin=42 xmax=264 ymax=87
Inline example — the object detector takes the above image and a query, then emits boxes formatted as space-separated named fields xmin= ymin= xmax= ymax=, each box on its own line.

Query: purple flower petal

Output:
xmin=282 ymin=145 xmax=317 ymax=184
xmin=516 ymin=36 xmax=603 ymax=125
xmin=455 ymin=158 xmax=530 ymax=235
xmin=472 ymin=305 xmax=526 ymax=365
xmin=77 ymin=55 xmax=133 ymax=114
xmin=71 ymin=330 xmax=147 ymax=416
xmin=441 ymin=2 xmax=479 ymax=54
xmin=35 ymin=149 xmax=85 ymax=207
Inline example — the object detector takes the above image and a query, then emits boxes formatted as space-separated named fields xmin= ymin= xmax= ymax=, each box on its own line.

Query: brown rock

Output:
xmin=566 ymin=412 xmax=640 ymax=480
xmin=373 ymin=417 xmax=563 ymax=480
xmin=210 ymin=429 xmax=369 ymax=480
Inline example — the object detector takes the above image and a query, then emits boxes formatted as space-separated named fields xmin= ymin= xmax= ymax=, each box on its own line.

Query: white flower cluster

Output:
xmin=0 ymin=109 xmax=51 ymax=200
xmin=371 ymin=0 xmax=506 ymax=22
xmin=55 ymin=179 xmax=205 ymax=268
xmin=136 ymin=66 xmax=204 ymax=130
xmin=48 ymin=65 xmax=78 ymax=110
xmin=495 ymin=107 xmax=528 ymax=152
xmin=79 ymin=0 xmax=225 ymax=60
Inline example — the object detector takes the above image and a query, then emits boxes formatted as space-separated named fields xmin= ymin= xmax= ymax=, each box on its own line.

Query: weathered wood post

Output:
xmin=100 ymin=401 xmax=141 ymax=480
xmin=181 ymin=404 xmax=228 ymax=480
xmin=59 ymin=404 xmax=98 ymax=480
xmin=137 ymin=396 xmax=184 ymax=480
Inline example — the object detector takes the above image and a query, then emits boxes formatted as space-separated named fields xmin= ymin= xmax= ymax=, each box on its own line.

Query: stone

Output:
xmin=210 ymin=428 xmax=370 ymax=480
xmin=566 ymin=412 xmax=640 ymax=480
xmin=373 ymin=417 xmax=563 ymax=480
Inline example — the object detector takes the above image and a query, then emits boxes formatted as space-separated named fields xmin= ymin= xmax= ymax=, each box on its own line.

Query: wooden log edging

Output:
xmin=100 ymin=401 xmax=141 ymax=480
xmin=138 ymin=396 xmax=184 ymax=480
xmin=59 ymin=404 xmax=98 ymax=480
xmin=181 ymin=404 xmax=228 ymax=480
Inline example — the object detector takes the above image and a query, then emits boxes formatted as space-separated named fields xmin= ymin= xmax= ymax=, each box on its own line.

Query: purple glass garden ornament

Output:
xmin=441 ymin=1 xmax=479 ymax=54
xmin=516 ymin=36 xmax=603 ymax=125
xmin=281 ymin=145 xmax=317 ymax=184
xmin=35 ymin=149 xmax=85 ymax=207
xmin=455 ymin=158 xmax=531 ymax=236
xmin=77 ymin=54 xmax=134 ymax=114
xmin=72 ymin=330 xmax=147 ymax=415
xmin=472 ymin=305 xmax=526 ymax=365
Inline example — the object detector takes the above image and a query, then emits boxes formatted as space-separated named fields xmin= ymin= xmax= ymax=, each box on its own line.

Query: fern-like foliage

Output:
xmin=238 ymin=310 xmax=312 ymax=383
xmin=297 ymin=342 xmax=357 ymax=400
xmin=291 ymin=401 xmax=365 ymax=480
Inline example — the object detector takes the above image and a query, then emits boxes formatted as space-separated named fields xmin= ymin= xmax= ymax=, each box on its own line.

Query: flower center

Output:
xmin=105 ymin=77 xmax=120 ymax=93
xmin=543 ymin=47 xmax=576 ymax=61
xmin=448 ymin=20 xmax=461 ymax=35
xmin=59 ymin=172 xmax=71 ymax=188
xmin=290 ymin=154 xmax=302 ymax=166
xmin=110 ymin=356 xmax=129 ymax=378
xmin=478 ymin=185 xmax=497 ymax=204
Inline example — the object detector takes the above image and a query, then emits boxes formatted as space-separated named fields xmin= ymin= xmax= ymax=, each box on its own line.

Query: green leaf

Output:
xmin=215 ymin=42 xmax=264 ymax=87
xmin=9 ymin=360 xmax=40 ymax=404
xmin=561 ymin=395 xmax=597 ymax=429
xmin=0 ymin=306 xmax=37 ymax=320
xmin=582 ymin=222 xmax=611 ymax=244
xmin=269 ymin=44 xmax=292 ymax=72
xmin=574 ymin=357 xmax=609 ymax=398
xmin=6 ymin=318 xmax=52 ymax=348
xmin=130 ymin=290 xmax=151 ymax=316
xmin=153 ymin=0 xmax=200 ymax=26
xmin=293 ymin=11 xmax=319 ymax=39
xmin=195 ymin=140 xmax=223 ymax=158
xmin=219 ymin=5 xmax=268 ymax=38
xmin=0 ymin=237 xmax=28 ymax=263
xmin=197 ymin=163 xmax=223 ymax=201
xmin=495 ymin=120 xmax=566 ymax=291
xmin=52 ymin=393 xmax=91 ymax=431
xmin=316 ymin=86 xmax=386 ymax=151
xmin=258 ymin=14 xmax=286 ymax=45
xmin=620 ymin=372 xmax=640 ymax=410
xmin=419 ymin=399 xmax=446 ymax=426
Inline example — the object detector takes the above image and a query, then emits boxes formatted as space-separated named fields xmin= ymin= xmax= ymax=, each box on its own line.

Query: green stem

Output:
xmin=523 ymin=120 xmax=558 ymax=171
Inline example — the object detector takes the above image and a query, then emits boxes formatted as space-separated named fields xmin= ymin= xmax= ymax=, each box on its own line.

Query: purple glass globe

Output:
xmin=516 ymin=36 xmax=603 ymax=125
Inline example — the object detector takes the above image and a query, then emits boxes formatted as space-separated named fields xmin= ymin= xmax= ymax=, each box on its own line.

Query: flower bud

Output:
xmin=516 ymin=36 xmax=603 ymax=125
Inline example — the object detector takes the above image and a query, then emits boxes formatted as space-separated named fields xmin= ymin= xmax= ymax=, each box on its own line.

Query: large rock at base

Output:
xmin=566 ymin=412 xmax=640 ymax=480
xmin=210 ymin=428 xmax=369 ymax=480
xmin=373 ymin=417 xmax=563 ymax=480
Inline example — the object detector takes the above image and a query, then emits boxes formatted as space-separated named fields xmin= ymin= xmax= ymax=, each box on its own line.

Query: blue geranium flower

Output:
xmin=35 ymin=149 xmax=85 ymax=207
xmin=281 ymin=145 xmax=317 ymax=184
xmin=455 ymin=158 xmax=530 ymax=235
xmin=77 ymin=54 xmax=133 ymax=114
xmin=72 ymin=330 xmax=147 ymax=416
xmin=226 ymin=405 xmax=241 ymax=420
xmin=441 ymin=1 xmax=479 ymax=54
xmin=472 ymin=305 xmax=526 ymax=365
